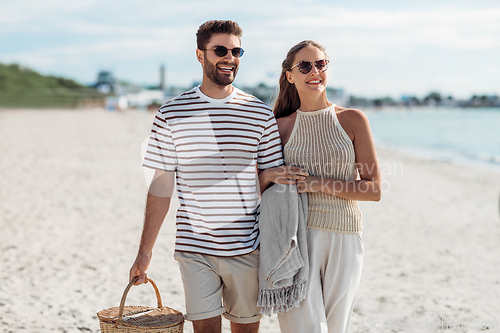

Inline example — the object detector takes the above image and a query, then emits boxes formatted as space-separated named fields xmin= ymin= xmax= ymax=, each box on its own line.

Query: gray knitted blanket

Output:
xmin=257 ymin=184 xmax=309 ymax=315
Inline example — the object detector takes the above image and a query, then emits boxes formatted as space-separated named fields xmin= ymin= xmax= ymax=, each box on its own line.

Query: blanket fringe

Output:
xmin=257 ymin=279 xmax=307 ymax=316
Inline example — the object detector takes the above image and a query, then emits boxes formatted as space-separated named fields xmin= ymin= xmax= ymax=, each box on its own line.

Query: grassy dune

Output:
xmin=0 ymin=63 xmax=104 ymax=108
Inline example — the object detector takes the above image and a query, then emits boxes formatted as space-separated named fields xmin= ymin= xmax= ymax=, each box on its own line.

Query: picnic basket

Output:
xmin=97 ymin=277 xmax=184 ymax=333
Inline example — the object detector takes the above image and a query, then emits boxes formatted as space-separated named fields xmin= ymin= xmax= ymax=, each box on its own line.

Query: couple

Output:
xmin=129 ymin=20 xmax=381 ymax=333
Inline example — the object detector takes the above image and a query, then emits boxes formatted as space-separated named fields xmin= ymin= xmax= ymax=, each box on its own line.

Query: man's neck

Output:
xmin=199 ymin=80 xmax=234 ymax=100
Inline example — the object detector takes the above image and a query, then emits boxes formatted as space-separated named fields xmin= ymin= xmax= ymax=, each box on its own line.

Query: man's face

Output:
xmin=201 ymin=33 xmax=241 ymax=86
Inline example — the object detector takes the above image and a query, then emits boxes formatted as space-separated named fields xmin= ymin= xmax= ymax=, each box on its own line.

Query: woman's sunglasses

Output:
xmin=201 ymin=46 xmax=245 ymax=58
xmin=290 ymin=59 xmax=329 ymax=74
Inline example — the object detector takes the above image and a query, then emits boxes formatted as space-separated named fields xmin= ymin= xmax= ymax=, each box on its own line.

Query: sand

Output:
xmin=0 ymin=109 xmax=499 ymax=333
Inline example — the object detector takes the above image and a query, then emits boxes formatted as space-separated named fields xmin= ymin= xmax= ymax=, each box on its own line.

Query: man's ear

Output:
xmin=196 ymin=49 xmax=204 ymax=64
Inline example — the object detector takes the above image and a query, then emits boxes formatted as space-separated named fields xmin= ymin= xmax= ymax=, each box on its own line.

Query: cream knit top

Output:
xmin=284 ymin=105 xmax=362 ymax=234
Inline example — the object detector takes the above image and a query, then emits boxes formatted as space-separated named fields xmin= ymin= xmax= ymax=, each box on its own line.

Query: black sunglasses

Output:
xmin=290 ymin=59 xmax=329 ymax=74
xmin=201 ymin=45 xmax=245 ymax=58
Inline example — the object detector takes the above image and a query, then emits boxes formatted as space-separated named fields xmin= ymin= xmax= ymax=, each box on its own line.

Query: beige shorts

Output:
xmin=174 ymin=249 xmax=262 ymax=324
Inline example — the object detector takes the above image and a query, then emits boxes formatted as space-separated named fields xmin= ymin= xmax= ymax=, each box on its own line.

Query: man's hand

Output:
xmin=129 ymin=252 xmax=152 ymax=285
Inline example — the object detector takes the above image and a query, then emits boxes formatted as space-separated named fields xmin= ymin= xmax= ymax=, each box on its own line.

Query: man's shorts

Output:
xmin=174 ymin=249 xmax=262 ymax=324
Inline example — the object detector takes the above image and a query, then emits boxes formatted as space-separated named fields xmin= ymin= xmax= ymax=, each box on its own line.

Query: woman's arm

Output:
xmin=296 ymin=109 xmax=381 ymax=201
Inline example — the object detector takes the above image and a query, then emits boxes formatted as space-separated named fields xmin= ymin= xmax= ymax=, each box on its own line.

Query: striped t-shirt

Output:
xmin=143 ymin=86 xmax=283 ymax=256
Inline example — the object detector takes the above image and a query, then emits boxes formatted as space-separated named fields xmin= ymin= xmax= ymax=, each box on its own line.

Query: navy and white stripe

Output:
xmin=143 ymin=86 xmax=283 ymax=256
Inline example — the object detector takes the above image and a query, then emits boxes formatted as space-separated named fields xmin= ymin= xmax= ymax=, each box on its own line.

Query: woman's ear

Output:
xmin=286 ymin=71 xmax=294 ymax=84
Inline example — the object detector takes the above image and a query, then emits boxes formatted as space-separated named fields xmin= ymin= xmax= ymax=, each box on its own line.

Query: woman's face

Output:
xmin=286 ymin=45 xmax=328 ymax=97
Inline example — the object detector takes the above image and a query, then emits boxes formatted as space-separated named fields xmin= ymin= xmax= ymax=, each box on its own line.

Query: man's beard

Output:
xmin=204 ymin=57 xmax=238 ymax=87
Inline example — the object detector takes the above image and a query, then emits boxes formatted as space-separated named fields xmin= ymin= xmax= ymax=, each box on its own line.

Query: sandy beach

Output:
xmin=1 ymin=109 xmax=499 ymax=333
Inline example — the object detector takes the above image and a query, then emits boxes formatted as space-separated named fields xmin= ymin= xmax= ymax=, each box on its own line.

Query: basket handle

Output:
xmin=117 ymin=276 xmax=163 ymax=324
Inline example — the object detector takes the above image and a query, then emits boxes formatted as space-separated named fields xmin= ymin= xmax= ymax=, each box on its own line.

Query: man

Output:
xmin=129 ymin=20 xmax=283 ymax=333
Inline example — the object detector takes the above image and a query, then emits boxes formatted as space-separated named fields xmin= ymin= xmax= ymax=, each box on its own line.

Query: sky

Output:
xmin=1 ymin=0 xmax=499 ymax=99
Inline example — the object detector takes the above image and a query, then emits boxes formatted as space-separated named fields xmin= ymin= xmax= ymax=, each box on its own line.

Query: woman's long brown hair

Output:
xmin=273 ymin=40 xmax=328 ymax=119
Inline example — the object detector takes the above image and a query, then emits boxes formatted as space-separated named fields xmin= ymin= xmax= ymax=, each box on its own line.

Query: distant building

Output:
xmin=95 ymin=71 xmax=116 ymax=94
xmin=159 ymin=64 xmax=166 ymax=91
xmin=238 ymin=84 xmax=346 ymax=107
xmin=400 ymin=95 xmax=420 ymax=107
xmin=94 ymin=69 xmax=167 ymax=111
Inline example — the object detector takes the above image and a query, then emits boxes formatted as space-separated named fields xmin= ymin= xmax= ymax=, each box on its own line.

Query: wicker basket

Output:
xmin=97 ymin=277 xmax=184 ymax=333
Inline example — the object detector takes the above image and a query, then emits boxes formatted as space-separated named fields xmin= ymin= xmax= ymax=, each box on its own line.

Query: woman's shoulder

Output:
xmin=276 ymin=112 xmax=297 ymax=146
xmin=334 ymin=106 xmax=370 ymax=139
xmin=276 ymin=112 xmax=297 ymax=127
xmin=334 ymin=105 xmax=366 ymax=118
xmin=335 ymin=106 xmax=369 ymax=125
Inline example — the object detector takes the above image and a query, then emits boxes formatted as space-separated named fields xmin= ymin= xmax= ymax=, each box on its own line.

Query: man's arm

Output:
xmin=129 ymin=170 xmax=175 ymax=284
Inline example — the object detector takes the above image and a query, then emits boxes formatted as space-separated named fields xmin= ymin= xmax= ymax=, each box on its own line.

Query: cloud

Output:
xmin=1 ymin=34 xmax=193 ymax=69
xmin=0 ymin=0 xmax=99 ymax=25
xmin=1 ymin=0 xmax=499 ymax=96
xmin=278 ymin=8 xmax=500 ymax=50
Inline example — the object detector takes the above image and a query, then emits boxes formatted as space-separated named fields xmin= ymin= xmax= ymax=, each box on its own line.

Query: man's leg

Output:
xmin=231 ymin=321 xmax=260 ymax=333
xmin=220 ymin=250 xmax=262 ymax=327
xmin=174 ymin=252 xmax=226 ymax=331
xmin=193 ymin=316 xmax=222 ymax=333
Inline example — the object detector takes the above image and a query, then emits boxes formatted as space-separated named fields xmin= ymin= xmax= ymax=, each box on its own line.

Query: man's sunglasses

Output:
xmin=201 ymin=46 xmax=245 ymax=58
xmin=289 ymin=59 xmax=329 ymax=74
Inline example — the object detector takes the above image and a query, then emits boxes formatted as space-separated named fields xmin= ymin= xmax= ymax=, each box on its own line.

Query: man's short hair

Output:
xmin=196 ymin=20 xmax=243 ymax=50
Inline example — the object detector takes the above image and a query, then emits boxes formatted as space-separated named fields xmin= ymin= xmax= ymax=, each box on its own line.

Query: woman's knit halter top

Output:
xmin=284 ymin=105 xmax=362 ymax=234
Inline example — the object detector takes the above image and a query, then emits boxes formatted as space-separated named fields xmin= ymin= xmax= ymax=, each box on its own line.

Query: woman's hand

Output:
xmin=296 ymin=176 xmax=322 ymax=193
xmin=259 ymin=165 xmax=309 ymax=194
xmin=264 ymin=165 xmax=309 ymax=185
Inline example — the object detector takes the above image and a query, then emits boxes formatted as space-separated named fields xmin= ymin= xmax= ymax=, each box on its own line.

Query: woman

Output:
xmin=259 ymin=40 xmax=381 ymax=333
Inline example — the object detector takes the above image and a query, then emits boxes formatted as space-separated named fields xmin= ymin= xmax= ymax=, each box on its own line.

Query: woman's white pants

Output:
xmin=278 ymin=228 xmax=364 ymax=333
